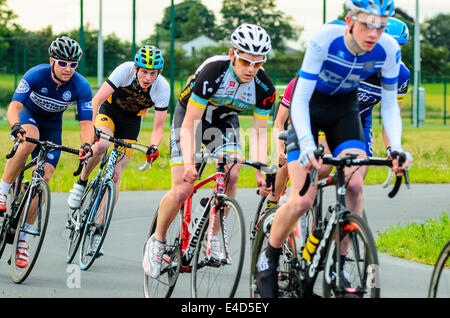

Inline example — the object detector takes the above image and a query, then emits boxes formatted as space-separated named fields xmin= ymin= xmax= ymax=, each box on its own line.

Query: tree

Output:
xmin=218 ymin=0 xmax=302 ymax=51
xmin=421 ymin=13 xmax=450 ymax=51
xmin=145 ymin=0 xmax=217 ymax=44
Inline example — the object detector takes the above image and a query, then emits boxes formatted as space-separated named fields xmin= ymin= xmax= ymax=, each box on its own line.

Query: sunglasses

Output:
xmin=351 ymin=15 xmax=388 ymax=30
xmin=53 ymin=59 xmax=79 ymax=69
xmin=234 ymin=50 xmax=266 ymax=68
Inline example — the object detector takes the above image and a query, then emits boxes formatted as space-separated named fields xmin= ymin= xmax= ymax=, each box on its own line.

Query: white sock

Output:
xmin=19 ymin=223 xmax=33 ymax=242
xmin=0 ymin=180 xmax=12 ymax=196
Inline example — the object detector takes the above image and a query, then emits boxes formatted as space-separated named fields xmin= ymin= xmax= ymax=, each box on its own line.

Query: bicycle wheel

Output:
xmin=143 ymin=206 xmax=182 ymax=298
xmin=322 ymin=213 xmax=380 ymax=298
xmin=250 ymin=195 xmax=267 ymax=245
xmin=428 ymin=240 xmax=450 ymax=298
xmin=10 ymin=180 xmax=51 ymax=284
xmin=66 ymin=180 xmax=95 ymax=264
xmin=191 ymin=197 xmax=245 ymax=298
xmin=79 ymin=180 xmax=115 ymax=270
xmin=0 ymin=182 xmax=18 ymax=259
xmin=250 ymin=205 xmax=300 ymax=298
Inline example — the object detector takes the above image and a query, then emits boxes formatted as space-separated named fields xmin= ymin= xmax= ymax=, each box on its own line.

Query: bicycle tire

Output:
xmin=143 ymin=206 xmax=182 ymax=298
xmin=79 ymin=180 xmax=115 ymax=270
xmin=10 ymin=180 xmax=51 ymax=284
xmin=191 ymin=196 xmax=245 ymax=298
xmin=250 ymin=195 xmax=267 ymax=246
xmin=428 ymin=240 xmax=450 ymax=298
xmin=322 ymin=213 xmax=380 ymax=298
xmin=250 ymin=205 xmax=300 ymax=298
xmin=66 ymin=180 xmax=95 ymax=264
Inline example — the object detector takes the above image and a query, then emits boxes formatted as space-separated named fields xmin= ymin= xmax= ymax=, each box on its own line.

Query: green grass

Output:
xmin=376 ymin=211 xmax=450 ymax=266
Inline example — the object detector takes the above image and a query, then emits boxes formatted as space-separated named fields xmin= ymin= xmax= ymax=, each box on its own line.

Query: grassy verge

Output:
xmin=0 ymin=123 xmax=449 ymax=192
xmin=376 ymin=211 xmax=450 ymax=267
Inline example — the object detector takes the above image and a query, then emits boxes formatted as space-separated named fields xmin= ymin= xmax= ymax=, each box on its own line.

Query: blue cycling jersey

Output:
xmin=291 ymin=23 xmax=404 ymax=152
xmin=12 ymin=64 xmax=93 ymax=125
xmin=359 ymin=61 xmax=410 ymax=118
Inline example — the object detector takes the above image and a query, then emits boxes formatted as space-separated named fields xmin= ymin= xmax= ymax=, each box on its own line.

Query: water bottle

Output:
xmin=302 ymin=229 xmax=323 ymax=262
xmin=189 ymin=197 xmax=208 ymax=233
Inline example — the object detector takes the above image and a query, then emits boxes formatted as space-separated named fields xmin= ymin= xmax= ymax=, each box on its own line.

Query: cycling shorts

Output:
xmin=169 ymin=102 xmax=242 ymax=166
xmin=95 ymin=102 xmax=140 ymax=158
xmin=19 ymin=106 xmax=62 ymax=168
xmin=287 ymin=89 xmax=366 ymax=163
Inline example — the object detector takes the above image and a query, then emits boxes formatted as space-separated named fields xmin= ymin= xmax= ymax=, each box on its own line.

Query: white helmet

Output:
xmin=231 ymin=23 xmax=272 ymax=56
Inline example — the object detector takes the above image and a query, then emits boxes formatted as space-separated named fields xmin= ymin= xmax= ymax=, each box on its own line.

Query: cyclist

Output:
xmin=267 ymin=17 xmax=411 ymax=208
xmin=142 ymin=23 xmax=276 ymax=279
xmin=255 ymin=0 xmax=412 ymax=298
xmin=66 ymin=45 xmax=169 ymax=255
xmin=0 ymin=36 xmax=94 ymax=268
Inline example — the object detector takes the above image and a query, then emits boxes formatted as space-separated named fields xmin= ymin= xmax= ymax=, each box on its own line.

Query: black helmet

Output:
xmin=48 ymin=36 xmax=83 ymax=62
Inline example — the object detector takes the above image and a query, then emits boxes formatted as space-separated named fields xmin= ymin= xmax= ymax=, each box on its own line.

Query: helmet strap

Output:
xmin=348 ymin=23 xmax=367 ymax=54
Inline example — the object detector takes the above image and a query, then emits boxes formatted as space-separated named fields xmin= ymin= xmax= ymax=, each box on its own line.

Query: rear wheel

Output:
xmin=428 ymin=240 xmax=450 ymax=298
xmin=10 ymin=180 xmax=51 ymax=284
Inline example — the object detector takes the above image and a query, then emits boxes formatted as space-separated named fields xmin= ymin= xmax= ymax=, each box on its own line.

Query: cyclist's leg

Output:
xmin=266 ymin=164 xmax=288 ymax=204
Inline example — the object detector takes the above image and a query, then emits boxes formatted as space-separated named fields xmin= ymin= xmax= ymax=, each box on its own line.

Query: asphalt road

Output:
xmin=0 ymin=184 xmax=449 ymax=298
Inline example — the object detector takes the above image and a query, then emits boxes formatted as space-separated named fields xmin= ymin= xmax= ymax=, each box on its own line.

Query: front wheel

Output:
xmin=322 ymin=213 xmax=380 ymax=298
xmin=79 ymin=180 xmax=115 ymax=270
xmin=10 ymin=180 xmax=51 ymax=284
xmin=428 ymin=240 xmax=450 ymax=298
xmin=191 ymin=197 xmax=245 ymax=298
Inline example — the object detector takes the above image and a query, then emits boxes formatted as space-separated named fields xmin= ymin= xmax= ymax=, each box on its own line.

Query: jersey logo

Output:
xmin=363 ymin=61 xmax=376 ymax=72
xmin=62 ymin=91 xmax=72 ymax=101
xmin=16 ymin=79 xmax=30 ymax=94
xmin=262 ymin=91 xmax=275 ymax=106
xmin=229 ymin=81 xmax=235 ymax=87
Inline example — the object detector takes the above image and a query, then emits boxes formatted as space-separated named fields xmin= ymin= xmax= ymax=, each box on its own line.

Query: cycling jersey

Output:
xmin=178 ymin=55 xmax=275 ymax=123
xmin=359 ymin=61 xmax=410 ymax=119
xmin=291 ymin=23 xmax=404 ymax=153
xmin=105 ymin=61 xmax=170 ymax=116
xmin=12 ymin=64 xmax=93 ymax=128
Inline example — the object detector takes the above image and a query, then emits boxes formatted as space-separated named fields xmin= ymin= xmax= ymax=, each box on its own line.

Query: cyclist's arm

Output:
xmin=91 ymin=81 xmax=115 ymax=121
xmin=6 ymin=101 xmax=24 ymax=127
xmin=150 ymin=109 xmax=167 ymax=147
xmin=79 ymin=120 xmax=94 ymax=146
xmin=273 ymin=103 xmax=289 ymax=155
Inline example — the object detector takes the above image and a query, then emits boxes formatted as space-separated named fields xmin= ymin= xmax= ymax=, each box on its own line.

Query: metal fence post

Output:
xmin=444 ymin=78 xmax=447 ymax=126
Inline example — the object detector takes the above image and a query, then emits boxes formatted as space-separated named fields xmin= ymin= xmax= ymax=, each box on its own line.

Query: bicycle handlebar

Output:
xmin=298 ymin=146 xmax=410 ymax=198
xmin=94 ymin=128 xmax=153 ymax=172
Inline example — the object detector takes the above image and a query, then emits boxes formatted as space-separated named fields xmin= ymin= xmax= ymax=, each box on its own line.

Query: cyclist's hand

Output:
xmin=183 ymin=163 xmax=198 ymax=183
xmin=298 ymin=137 xmax=320 ymax=172
xmin=79 ymin=143 xmax=93 ymax=161
xmin=146 ymin=145 xmax=159 ymax=163
xmin=391 ymin=150 xmax=413 ymax=176
xmin=256 ymin=171 xmax=271 ymax=197
xmin=10 ymin=123 xmax=26 ymax=142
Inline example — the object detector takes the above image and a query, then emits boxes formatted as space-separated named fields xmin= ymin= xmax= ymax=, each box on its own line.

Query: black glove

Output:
xmin=80 ymin=143 xmax=93 ymax=159
xmin=10 ymin=122 xmax=26 ymax=140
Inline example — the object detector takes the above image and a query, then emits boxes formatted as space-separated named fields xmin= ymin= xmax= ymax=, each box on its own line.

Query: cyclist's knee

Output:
xmin=346 ymin=175 xmax=364 ymax=198
xmin=170 ymin=184 xmax=193 ymax=204
xmin=285 ymin=196 xmax=313 ymax=217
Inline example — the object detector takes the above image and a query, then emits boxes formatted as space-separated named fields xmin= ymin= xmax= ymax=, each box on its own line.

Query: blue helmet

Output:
xmin=346 ymin=0 xmax=395 ymax=17
xmin=385 ymin=17 xmax=409 ymax=45
xmin=328 ymin=19 xmax=346 ymax=26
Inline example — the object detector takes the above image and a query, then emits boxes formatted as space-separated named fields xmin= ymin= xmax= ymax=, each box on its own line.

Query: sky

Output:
xmin=6 ymin=0 xmax=450 ymax=49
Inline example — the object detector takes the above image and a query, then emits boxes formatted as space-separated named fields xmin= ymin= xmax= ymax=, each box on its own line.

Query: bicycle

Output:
xmin=0 ymin=137 xmax=81 ymax=283
xmin=428 ymin=240 xmax=450 ymax=298
xmin=143 ymin=150 xmax=273 ymax=298
xmin=65 ymin=128 xmax=153 ymax=270
xmin=250 ymin=146 xmax=410 ymax=298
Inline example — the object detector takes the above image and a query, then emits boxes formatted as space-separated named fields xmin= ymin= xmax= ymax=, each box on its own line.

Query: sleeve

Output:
xmin=380 ymin=37 xmax=403 ymax=152
xmin=290 ymin=26 xmax=330 ymax=147
xmin=188 ymin=62 xmax=222 ymax=110
xmin=280 ymin=78 xmax=297 ymax=108
xmin=76 ymin=76 xmax=93 ymax=121
xmin=397 ymin=64 xmax=410 ymax=103
xmin=253 ymin=71 xmax=276 ymax=120
xmin=106 ymin=62 xmax=133 ymax=90
xmin=153 ymin=77 xmax=170 ymax=111
xmin=11 ymin=66 xmax=41 ymax=104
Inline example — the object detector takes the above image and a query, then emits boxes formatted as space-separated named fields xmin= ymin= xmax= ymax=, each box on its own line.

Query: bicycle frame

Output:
xmin=179 ymin=163 xmax=231 ymax=270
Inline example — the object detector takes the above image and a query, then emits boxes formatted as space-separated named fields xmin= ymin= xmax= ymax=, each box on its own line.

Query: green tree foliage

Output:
xmin=218 ymin=0 xmax=302 ymax=50
xmin=421 ymin=13 xmax=450 ymax=51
